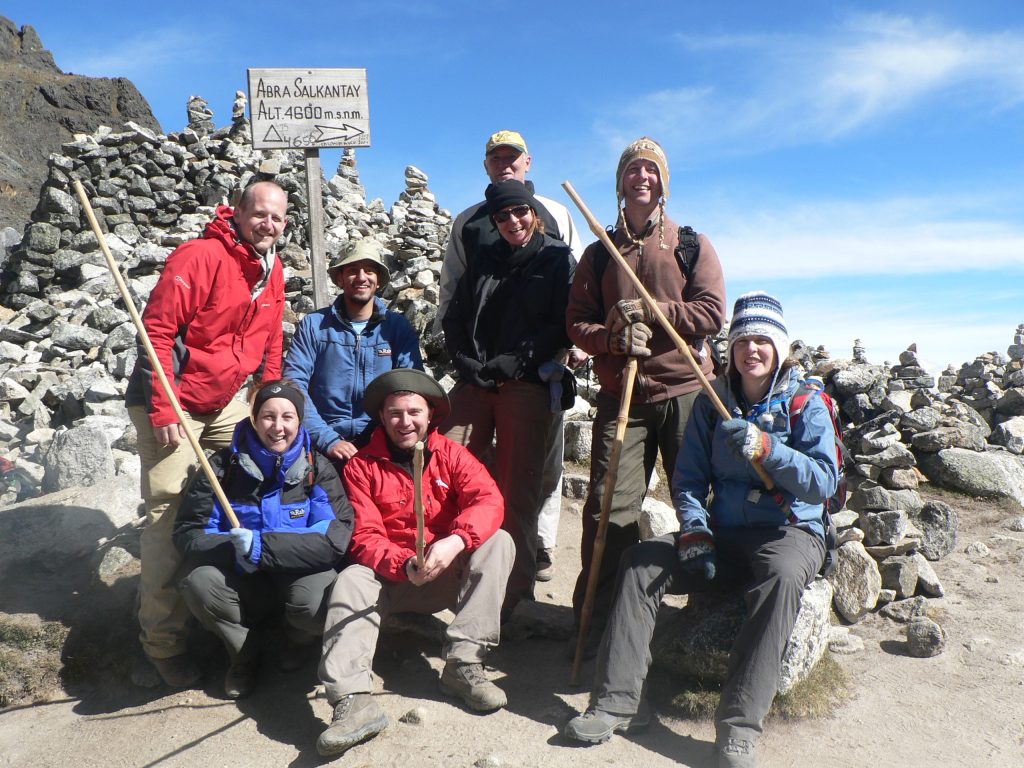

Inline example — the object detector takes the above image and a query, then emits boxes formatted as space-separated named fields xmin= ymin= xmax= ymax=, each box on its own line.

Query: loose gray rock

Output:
xmin=859 ymin=510 xmax=908 ymax=546
xmin=829 ymin=541 xmax=882 ymax=623
xmin=639 ymin=497 xmax=677 ymax=540
xmin=42 ymin=424 xmax=115 ymax=491
xmin=914 ymin=500 xmax=958 ymax=560
xmin=879 ymin=595 xmax=928 ymax=623
xmin=906 ymin=616 xmax=945 ymax=657
xmin=878 ymin=555 xmax=919 ymax=599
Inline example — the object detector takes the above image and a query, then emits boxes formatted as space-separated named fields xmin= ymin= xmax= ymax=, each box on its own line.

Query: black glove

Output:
xmin=676 ymin=526 xmax=716 ymax=580
xmin=482 ymin=353 xmax=521 ymax=382
xmin=456 ymin=354 xmax=497 ymax=389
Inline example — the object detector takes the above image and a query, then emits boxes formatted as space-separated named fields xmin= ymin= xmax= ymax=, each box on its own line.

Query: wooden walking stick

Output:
xmin=72 ymin=179 xmax=242 ymax=529
xmin=561 ymin=181 xmax=777 ymax=491
xmin=571 ymin=358 xmax=638 ymax=685
xmin=413 ymin=440 xmax=426 ymax=569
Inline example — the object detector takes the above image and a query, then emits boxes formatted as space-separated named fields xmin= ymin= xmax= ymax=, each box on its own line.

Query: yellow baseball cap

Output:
xmin=485 ymin=130 xmax=528 ymax=155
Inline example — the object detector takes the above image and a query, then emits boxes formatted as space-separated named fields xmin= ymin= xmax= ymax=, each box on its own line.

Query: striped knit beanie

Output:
xmin=726 ymin=291 xmax=790 ymax=371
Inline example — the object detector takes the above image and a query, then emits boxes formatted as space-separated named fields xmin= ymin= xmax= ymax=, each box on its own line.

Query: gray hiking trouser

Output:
xmin=591 ymin=527 xmax=824 ymax=743
xmin=572 ymin=390 xmax=699 ymax=635
xmin=179 ymin=565 xmax=337 ymax=660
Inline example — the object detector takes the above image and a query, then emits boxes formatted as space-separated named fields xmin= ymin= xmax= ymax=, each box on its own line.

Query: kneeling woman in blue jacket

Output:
xmin=565 ymin=292 xmax=841 ymax=768
xmin=174 ymin=380 xmax=354 ymax=698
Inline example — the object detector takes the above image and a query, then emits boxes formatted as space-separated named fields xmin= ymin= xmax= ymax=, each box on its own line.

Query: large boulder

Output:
xmin=916 ymin=448 xmax=1024 ymax=505
xmin=650 ymin=578 xmax=833 ymax=694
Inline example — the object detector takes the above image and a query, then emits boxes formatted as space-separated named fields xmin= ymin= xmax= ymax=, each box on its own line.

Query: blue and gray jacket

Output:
xmin=672 ymin=367 xmax=840 ymax=540
xmin=174 ymin=420 xmax=354 ymax=572
xmin=283 ymin=295 xmax=423 ymax=453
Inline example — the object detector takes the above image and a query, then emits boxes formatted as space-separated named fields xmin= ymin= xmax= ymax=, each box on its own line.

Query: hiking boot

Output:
xmin=316 ymin=693 xmax=388 ymax=757
xmin=718 ymin=737 xmax=758 ymax=767
xmin=224 ymin=658 xmax=258 ymax=699
xmin=438 ymin=661 xmax=507 ymax=712
xmin=535 ymin=547 xmax=554 ymax=582
xmin=147 ymin=653 xmax=202 ymax=689
xmin=563 ymin=705 xmax=650 ymax=743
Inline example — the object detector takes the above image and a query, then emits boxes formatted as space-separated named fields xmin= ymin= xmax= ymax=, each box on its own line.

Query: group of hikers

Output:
xmin=124 ymin=130 xmax=842 ymax=768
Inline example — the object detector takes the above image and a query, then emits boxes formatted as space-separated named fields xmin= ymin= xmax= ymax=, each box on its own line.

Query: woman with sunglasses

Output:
xmin=441 ymin=179 xmax=575 ymax=621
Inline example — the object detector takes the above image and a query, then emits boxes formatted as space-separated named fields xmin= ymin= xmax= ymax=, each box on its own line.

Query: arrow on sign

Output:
xmin=314 ymin=124 xmax=366 ymax=143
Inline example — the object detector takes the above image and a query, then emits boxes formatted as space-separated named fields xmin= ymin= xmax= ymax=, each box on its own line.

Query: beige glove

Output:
xmin=608 ymin=322 xmax=652 ymax=357
xmin=605 ymin=298 xmax=651 ymax=334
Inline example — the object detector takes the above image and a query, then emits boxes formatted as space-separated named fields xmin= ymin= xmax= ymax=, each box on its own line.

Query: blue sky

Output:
xmin=7 ymin=1 xmax=1022 ymax=375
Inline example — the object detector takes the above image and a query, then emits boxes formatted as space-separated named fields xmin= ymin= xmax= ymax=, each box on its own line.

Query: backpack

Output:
xmin=788 ymin=377 xmax=847 ymax=576
xmin=592 ymin=224 xmax=723 ymax=372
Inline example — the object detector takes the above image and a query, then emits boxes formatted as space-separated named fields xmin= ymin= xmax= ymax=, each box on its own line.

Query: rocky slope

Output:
xmin=0 ymin=15 xmax=160 ymax=229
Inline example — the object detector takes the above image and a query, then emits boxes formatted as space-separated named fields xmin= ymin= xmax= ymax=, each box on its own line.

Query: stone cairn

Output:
xmin=3 ymin=97 xmax=1024 ymax=672
xmin=0 ymin=94 xmax=451 ymax=502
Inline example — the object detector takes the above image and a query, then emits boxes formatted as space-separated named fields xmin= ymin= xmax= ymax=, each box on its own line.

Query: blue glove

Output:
xmin=720 ymin=418 xmax=773 ymax=463
xmin=677 ymin=526 xmax=716 ymax=581
xmin=229 ymin=527 xmax=258 ymax=573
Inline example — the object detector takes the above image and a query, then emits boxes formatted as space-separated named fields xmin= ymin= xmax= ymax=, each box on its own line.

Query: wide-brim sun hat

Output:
xmin=327 ymin=238 xmax=391 ymax=289
xmin=363 ymin=369 xmax=451 ymax=427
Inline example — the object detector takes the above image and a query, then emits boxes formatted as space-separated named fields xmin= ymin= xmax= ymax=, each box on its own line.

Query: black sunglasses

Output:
xmin=493 ymin=205 xmax=532 ymax=223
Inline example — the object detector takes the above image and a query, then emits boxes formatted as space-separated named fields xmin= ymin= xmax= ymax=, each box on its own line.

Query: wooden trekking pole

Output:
xmin=561 ymin=181 xmax=776 ymax=490
xmin=571 ymin=358 xmax=638 ymax=685
xmin=72 ymin=179 xmax=242 ymax=529
xmin=413 ymin=441 xmax=426 ymax=569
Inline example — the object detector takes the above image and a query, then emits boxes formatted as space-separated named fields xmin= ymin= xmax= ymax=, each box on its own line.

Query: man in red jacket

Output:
xmin=315 ymin=369 xmax=514 ymax=758
xmin=125 ymin=180 xmax=288 ymax=688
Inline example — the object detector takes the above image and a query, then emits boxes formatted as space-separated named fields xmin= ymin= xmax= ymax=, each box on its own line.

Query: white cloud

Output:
xmin=611 ymin=13 xmax=1024 ymax=154
xmin=61 ymin=27 xmax=214 ymax=80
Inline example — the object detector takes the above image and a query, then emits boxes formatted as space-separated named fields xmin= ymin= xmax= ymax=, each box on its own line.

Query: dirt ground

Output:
xmin=1 ymin=488 xmax=1023 ymax=768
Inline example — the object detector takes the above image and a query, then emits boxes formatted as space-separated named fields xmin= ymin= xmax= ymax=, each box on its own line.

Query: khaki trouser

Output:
xmin=318 ymin=529 xmax=514 ymax=704
xmin=128 ymin=399 xmax=250 ymax=659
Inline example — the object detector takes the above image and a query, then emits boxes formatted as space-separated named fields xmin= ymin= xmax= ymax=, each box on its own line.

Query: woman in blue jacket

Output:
xmin=174 ymin=380 xmax=355 ymax=699
xmin=565 ymin=292 xmax=840 ymax=768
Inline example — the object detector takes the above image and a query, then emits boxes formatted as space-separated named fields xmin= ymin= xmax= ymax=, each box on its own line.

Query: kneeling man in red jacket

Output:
xmin=316 ymin=369 xmax=514 ymax=758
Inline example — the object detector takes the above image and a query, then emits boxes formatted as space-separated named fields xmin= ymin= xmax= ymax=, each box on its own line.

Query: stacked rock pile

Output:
xmin=0 ymin=95 xmax=456 ymax=505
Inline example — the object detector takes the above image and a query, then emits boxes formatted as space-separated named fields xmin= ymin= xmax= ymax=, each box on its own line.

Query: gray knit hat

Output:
xmin=363 ymin=369 xmax=450 ymax=426
xmin=327 ymin=239 xmax=391 ymax=289
xmin=726 ymin=291 xmax=790 ymax=372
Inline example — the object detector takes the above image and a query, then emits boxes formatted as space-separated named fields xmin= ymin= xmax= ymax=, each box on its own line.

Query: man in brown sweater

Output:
xmin=566 ymin=137 xmax=726 ymax=649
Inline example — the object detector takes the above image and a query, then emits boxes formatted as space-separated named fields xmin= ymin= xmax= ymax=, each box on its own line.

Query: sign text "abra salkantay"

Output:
xmin=247 ymin=68 xmax=370 ymax=150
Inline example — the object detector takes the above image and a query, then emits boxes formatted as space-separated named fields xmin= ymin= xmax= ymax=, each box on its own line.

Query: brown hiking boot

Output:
xmin=316 ymin=693 xmax=388 ymax=757
xmin=438 ymin=661 xmax=507 ymax=712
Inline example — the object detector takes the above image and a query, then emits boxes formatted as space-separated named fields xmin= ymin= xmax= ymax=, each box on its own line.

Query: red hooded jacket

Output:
xmin=126 ymin=205 xmax=285 ymax=427
xmin=343 ymin=427 xmax=505 ymax=581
